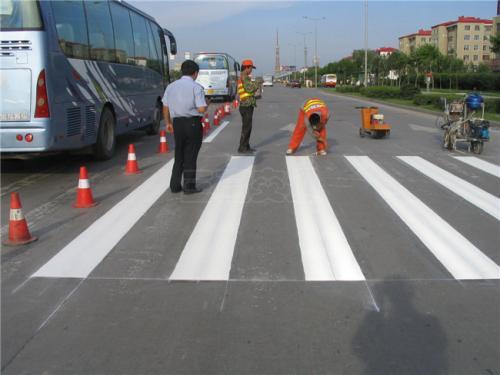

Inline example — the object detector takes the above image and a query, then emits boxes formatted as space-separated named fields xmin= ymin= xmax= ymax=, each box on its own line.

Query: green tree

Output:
xmin=490 ymin=32 xmax=500 ymax=54
xmin=386 ymin=51 xmax=409 ymax=87
xmin=413 ymin=45 xmax=441 ymax=87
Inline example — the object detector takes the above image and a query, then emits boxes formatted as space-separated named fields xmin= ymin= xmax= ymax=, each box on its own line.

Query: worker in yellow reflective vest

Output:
xmin=237 ymin=59 xmax=260 ymax=154
xmin=287 ymin=98 xmax=330 ymax=155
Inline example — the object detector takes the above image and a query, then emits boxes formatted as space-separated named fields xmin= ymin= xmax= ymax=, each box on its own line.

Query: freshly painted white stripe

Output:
xmin=10 ymin=209 xmax=24 ymax=221
xmin=453 ymin=156 xmax=500 ymax=178
xmin=286 ymin=156 xmax=365 ymax=281
xmin=78 ymin=179 xmax=90 ymax=189
xmin=203 ymin=121 xmax=229 ymax=143
xmin=399 ymin=156 xmax=500 ymax=220
xmin=32 ymin=160 xmax=174 ymax=279
xmin=346 ymin=156 xmax=500 ymax=280
xmin=127 ymin=154 xmax=136 ymax=161
xmin=408 ymin=123 xmax=439 ymax=134
xmin=170 ymin=156 xmax=254 ymax=280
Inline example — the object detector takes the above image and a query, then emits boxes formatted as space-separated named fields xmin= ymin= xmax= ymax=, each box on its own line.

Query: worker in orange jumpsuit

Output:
xmin=286 ymin=98 xmax=330 ymax=156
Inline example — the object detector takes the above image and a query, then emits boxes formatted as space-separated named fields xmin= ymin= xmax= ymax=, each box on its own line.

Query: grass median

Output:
xmin=323 ymin=88 xmax=500 ymax=123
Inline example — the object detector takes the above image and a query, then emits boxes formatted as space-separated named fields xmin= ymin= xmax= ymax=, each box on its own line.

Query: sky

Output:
xmin=130 ymin=0 xmax=499 ymax=76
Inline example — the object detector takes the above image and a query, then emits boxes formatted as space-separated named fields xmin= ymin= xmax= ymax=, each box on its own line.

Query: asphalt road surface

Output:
xmin=2 ymin=86 xmax=499 ymax=375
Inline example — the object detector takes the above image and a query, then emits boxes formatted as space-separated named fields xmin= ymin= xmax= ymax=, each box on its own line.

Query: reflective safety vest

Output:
xmin=302 ymin=98 xmax=329 ymax=129
xmin=237 ymin=78 xmax=253 ymax=101
xmin=302 ymin=98 xmax=327 ymax=114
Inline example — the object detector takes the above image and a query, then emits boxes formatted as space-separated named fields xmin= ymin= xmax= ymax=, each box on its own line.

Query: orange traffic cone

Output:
xmin=233 ymin=99 xmax=239 ymax=108
xmin=218 ymin=106 xmax=224 ymax=119
xmin=73 ymin=166 xmax=98 ymax=208
xmin=224 ymin=102 xmax=231 ymax=115
xmin=158 ymin=130 xmax=169 ymax=154
xmin=214 ymin=111 xmax=220 ymax=126
xmin=125 ymin=144 xmax=142 ymax=175
xmin=3 ymin=192 xmax=37 ymax=246
xmin=202 ymin=114 xmax=211 ymax=136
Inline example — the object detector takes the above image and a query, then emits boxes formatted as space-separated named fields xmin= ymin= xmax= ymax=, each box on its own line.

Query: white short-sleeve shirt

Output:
xmin=162 ymin=76 xmax=207 ymax=118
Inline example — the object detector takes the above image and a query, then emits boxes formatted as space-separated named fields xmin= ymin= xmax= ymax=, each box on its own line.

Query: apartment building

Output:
xmin=398 ymin=29 xmax=432 ymax=54
xmin=493 ymin=16 xmax=500 ymax=72
xmin=432 ymin=17 xmax=494 ymax=65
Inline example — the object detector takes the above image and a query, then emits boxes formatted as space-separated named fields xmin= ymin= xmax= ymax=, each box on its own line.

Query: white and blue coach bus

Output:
xmin=0 ymin=0 xmax=177 ymax=159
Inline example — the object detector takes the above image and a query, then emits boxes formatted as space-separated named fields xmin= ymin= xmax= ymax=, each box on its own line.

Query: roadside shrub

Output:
xmin=399 ymin=84 xmax=420 ymax=99
xmin=412 ymin=94 xmax=500 ymax=114
xmin=360 ymin=86 xmax=400 ymax=98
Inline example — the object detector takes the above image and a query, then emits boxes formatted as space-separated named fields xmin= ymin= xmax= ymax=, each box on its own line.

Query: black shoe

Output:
xmin=183 ymin=187 xmax=203 ymax=195
xmin=237 ymin=149 xmax=255 ymax=155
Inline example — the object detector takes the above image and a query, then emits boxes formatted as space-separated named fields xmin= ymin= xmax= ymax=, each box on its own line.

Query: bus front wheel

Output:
xmin=93 ymin=108 xmax=116 ymax=160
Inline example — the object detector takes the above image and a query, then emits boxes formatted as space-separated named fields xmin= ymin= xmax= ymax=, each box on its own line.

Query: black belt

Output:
xmin=173 ymin=116 xmax=202 ymax=120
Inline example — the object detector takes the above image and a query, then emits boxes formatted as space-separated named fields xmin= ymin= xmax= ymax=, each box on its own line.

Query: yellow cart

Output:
xmin=357 ymin=107 xmax=391 ymax=139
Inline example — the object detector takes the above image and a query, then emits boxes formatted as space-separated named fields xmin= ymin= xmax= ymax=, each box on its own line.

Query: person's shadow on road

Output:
xmin=352 ymin=277 xmax=448 ymax=375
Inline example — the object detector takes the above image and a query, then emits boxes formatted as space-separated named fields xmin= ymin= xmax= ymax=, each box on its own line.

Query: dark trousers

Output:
xmin=170 ymin=116 xmax=203 ymax=191
xmin=239 ymin=106 xmax=254 ymax=151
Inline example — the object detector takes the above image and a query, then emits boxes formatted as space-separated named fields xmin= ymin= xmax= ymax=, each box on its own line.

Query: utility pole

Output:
xmin=296 ymin=32 xmax=311 ymax=84
xmin=275 ymin=29 xmax=280 ymax=75
xmin=364 ymin=0 xmax=368 ymax=87
xmin=304 ymin=16 xmax=325 ymax=88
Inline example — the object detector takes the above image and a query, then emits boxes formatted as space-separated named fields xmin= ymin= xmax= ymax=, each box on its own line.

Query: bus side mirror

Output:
xmin=163 ymin=28 xmax=177 ymax=56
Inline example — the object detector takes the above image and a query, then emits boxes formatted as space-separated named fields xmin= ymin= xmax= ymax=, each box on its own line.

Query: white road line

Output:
xmin=203 ymin=121 xmax=229 ymax=143
xmin=399 ymin=156 xmax=500 ymax=221
xmin=453 ymin=156 xmax=500 ymax=178
xmin=169 ymin=156 xmax=254 ymax=280
xmin=31 ymin=160 xmax=174 ymax=279
xmin=286 ymin=156 xmax=365 ymax=281
xmin=346 ymin=156 xmax=500 ymax=280
xmin=408 ymin=123 xmax=439 ymax=134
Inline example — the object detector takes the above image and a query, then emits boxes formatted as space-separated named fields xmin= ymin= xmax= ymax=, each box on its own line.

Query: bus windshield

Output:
xmin=0 ymin=0 xmax=42 ymax=30
xmin=194 ymin=54 xmax=228 ymax=70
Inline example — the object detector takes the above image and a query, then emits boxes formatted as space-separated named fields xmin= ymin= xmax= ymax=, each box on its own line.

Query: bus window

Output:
xmin=109 ymin=2 xmax=134 ymax=65
xmin=195 ymin=55 xmax=228 ymax=70
xmin=130 ymin=12 xmax=150 ymax=67
xmin=51 ymin=0 xmax=89 ymax=59
xmin=84 ymin=1 xmax=116 ymax=62
xmin=146 ymin=21 xmax=161 ymax=74
xmin=0 ymin=0 xmax=42 ymax=30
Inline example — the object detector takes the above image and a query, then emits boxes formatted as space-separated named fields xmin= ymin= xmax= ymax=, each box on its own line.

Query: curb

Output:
xmin=324 ymin=91 xmax=500 ymax=128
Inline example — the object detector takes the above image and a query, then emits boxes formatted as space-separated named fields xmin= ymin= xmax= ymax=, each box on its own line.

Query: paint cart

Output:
xmin=357 ymin=107 xmax=391 ymax=139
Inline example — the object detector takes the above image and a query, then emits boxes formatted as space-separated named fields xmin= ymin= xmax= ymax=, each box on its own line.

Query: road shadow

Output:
xmin=352 ymin=278 xmax=448 ymax=375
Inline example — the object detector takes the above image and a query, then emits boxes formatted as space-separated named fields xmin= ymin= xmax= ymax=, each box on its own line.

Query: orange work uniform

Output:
xmin=288 ymin=98 xmax=330 ymax=153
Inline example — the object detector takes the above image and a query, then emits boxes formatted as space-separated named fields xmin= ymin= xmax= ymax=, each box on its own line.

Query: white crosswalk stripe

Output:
xmin=399 ymin=156 xmax=500 ymax=220
xmin=169 ymin=156 xmax=255 ymax=280
xmin=32 ymin=160 xmax=175 ymax=279
xmin=30 ymin=154 xmax=500 ymax=282
xmin=346 ymin=156 xmax=500 ymax=280
xmin=452 ymin=156 xmax=500 ymax=178
xmin=286 ymin=156 xmax=365 ymax=281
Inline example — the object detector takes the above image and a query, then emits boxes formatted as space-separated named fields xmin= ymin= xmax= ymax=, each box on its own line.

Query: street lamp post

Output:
xmin=296 ymin=31 xmax=311 ymax=84
xmin=364 ymin=0 xmax=368 ymax=87
xmin=303 ymin=16 xmax=325 ymax=88
xmin=288 ymin=43 xmax=297 ymax=79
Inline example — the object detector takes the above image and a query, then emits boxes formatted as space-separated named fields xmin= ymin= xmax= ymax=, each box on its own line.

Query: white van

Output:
xmin=194 ymin=52 xmax=240 ymax=101
xmin=263 ymin=74 xmax=274 ymax=87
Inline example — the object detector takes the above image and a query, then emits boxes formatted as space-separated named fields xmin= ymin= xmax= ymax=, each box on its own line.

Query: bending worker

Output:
xmin=237 ymin=59 xmax=260 ymax=154
xmin=286 ymin=98 xmax=330 ymax=156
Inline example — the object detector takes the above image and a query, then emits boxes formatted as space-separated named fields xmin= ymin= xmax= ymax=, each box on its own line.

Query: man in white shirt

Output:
xmin=162 ymin=60 xmax=208 ymax=194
